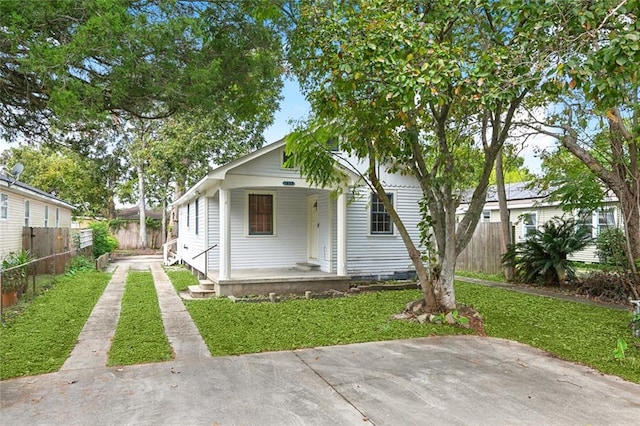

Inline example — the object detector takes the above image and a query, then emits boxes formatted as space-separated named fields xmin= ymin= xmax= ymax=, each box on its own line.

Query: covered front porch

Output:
xmin=206 ymin=266 xmax=351 ymax=297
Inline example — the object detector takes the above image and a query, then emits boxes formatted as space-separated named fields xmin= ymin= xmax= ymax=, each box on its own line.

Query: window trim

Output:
xmin=0 ymin=193 xmax=7 ymax=220
xmin=369 ymin=191 xmax=395 ymax=236
xmin=521 ymin=211 xmax=537 ymax=239
xmin=481 ymin=210 xmax=491 ymax=223
xmin=186 ymin=202 xmax=190 ymax=229
xmin=575 ymin=207 xmax=617 ymax=237
xmin=596 ymin=207 xmax=616 ymax=236
xmin=44 ymin=205 xmax=49 ymax=228
xmin=24 ymin=200 xmax=30 ymax=227
xmin=55 ymin=208 xmax=59 ymax=227
xmin=245 ymin=190 xmax=277 ymax=237
xmin=195 ymin=197 xmax=199 ymax=235
xmin=281 ymin=149 xmax=296 ymax=170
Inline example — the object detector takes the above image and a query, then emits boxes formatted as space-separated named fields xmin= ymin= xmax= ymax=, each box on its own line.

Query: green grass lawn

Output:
xmin=165 ymin=269 xmax=199 ymax=292
xmin=185 ymin=283 xmax=640 ymax=384
xmin=108 ymin=272 xmax=173 ymax=365
xmin=186 ymin=290 xmax=473 ymax=357
xmin=0 ymin=271 xmax=110 ymax=379
xmin=455 ymin=281 xmax=640 ymax=383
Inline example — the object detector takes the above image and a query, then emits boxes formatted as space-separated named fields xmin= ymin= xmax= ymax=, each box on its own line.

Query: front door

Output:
xmin=307 ymin=195 xmax=318 ymax=261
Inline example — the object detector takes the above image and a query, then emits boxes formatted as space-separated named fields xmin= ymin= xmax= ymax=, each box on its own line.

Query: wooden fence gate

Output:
xmin=456 ymin=222 xmax=513 ymax=275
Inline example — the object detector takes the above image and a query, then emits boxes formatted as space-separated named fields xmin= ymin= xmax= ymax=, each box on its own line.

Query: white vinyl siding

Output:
xmin=0 ymin=188 xmax=72 ymax=258
xmin=230 ymin=188 xmax=306 ymax=269
xmin=346 ymin=186 xmax=421 ymax=279
xmin=177 ymin=198 xmax=206 ymax=273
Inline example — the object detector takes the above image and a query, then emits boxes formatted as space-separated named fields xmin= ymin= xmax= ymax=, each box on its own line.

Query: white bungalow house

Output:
xmin=0 ymin=172 xmax=75 ymax=259
xmin=172 ymin=139 xmax=424 ymax=297
xmin=458 ymin=181 xmax=622 ymax=264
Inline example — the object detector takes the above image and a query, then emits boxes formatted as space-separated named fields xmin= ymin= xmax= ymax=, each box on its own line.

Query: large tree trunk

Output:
xmin=137 ymin=162 xmax=147 ymax=249
xmin=495 ymin=149 xmax=514 ymax=280
xmin=561 ymin=117 xmax=640 ymax=276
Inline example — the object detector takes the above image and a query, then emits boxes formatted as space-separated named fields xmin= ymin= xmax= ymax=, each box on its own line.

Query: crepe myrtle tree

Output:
xmin=287 ymin=0 xmax=550 ymax=313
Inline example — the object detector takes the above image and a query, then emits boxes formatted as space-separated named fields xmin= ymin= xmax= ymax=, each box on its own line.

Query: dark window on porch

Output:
xmin=371 ymin=193 xmax=393 ymax=235
xmin=249 ymin=194 xmax=273 ymax=235
xmin=187 ymin=203 xmax=190 ymax=228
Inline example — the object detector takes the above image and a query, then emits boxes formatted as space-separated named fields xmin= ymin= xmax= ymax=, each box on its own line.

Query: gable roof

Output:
xmin=0 ymin=173 xmax=75 ymax=210
xmin=174 ymin=139 xmax=359 ymax=206
xmin=484 ymin=181 xmax=550 ymax=203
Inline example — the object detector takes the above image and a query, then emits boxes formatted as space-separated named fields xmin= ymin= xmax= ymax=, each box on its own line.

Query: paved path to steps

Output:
xmin=61 ymin=255 xmax=210 ymax=371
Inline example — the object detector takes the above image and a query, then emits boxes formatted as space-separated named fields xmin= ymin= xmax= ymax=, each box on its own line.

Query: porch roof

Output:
xmin=173 ymin=138 xmax=359 ymax=206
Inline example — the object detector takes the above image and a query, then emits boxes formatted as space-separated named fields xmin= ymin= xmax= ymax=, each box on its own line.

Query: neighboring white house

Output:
xmin=173 ymin=139 xmax=425 ymax=295
xmin=458 ymin=181 xmax=622 ymax=263
xmin=0 ymin=173 xmax=75 ymax=259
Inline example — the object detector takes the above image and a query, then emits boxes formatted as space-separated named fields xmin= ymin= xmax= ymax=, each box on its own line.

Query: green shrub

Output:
xmin=596 ymin=227 xmax=629 ymax=268
xmin=503 ymin=217 xmax=593 ymax=286
xmin=66 ymin=256 xmax=95 ymax=275
xmin=89 ymin=221 xmax=118 ymax=258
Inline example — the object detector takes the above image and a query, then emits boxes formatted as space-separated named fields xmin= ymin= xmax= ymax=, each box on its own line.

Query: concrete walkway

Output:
xmin=62 ymin=256 xmax=210 ymax=372
xmin=1 ymin=256 xmax=639 ymax=425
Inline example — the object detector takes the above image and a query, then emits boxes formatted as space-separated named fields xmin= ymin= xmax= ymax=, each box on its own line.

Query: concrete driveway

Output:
xmin=1 ymin=256 xmax=639 ymax=424
xmin=1 ymin=336 xmax=639 ymax=425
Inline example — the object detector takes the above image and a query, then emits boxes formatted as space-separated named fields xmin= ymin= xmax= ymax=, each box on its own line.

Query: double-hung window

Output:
xmin=24 ymin=200 xmax=30 ymax=227
xmin=370 ymin=193 xmax=394 ymax=235
xmin=0 ymin=193 xmax=7 ymax=220
xmin=44 ymin=205 xmax=49 ymax=227
xmin=596 ymin=208 xmax=615 ymax=235
xmin=522 ymin=212 xmax=537 ymax=238
xmin=248 ymin=193 xmax=274 ymax=235
xmin=576 ymin=207 xmax=616 ymax=237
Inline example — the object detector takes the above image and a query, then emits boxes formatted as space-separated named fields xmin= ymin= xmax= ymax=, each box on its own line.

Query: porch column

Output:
xmin=219 ymin=188 xmax=231 ymax=280
xmin=337 ymin=191 xmax=347 ymax=276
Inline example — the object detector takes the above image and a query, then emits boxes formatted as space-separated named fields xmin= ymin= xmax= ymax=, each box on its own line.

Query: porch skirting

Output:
xmin=208 ymin=268 xmax=350 ymax=297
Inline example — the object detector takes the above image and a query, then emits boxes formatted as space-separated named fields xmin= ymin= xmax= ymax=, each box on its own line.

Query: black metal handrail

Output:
xmin=192 ymin=244 xmax=218 ymax=260
xmin=192 ymin=244 xmax=218 ymax=280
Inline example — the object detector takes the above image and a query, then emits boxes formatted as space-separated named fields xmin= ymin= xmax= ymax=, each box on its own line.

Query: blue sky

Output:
xmin=263 ymin=77 xmax=310 ymax=143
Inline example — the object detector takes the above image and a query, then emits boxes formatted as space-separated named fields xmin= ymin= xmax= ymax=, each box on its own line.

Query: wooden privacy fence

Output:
xmin=111 ymin=221 xmax=162 ymax=249
xmin=456 ymin=222 xmax=511 ymax=275
xmin=22 ymin=227 xmax=93 ymax=273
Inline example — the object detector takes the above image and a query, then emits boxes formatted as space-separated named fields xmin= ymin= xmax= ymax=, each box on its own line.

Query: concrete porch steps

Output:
xmin=164 ymin=253 xmax=180 ymax=266
xmin=295 ymin=262 xmax=320 ymax=272
xmin=188 ymin=281 xmax=216 ymax=299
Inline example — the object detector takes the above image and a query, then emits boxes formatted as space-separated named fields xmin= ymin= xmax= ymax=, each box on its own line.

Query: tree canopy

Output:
xmin=287 ymin=0 xmax=551 ymax=312
xmin=0 ymin=0 xmax=283 ymax=141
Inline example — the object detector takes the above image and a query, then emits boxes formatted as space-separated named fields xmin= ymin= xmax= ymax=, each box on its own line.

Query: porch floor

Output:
xmin=206 ymin=267 xmax=351 ymax=297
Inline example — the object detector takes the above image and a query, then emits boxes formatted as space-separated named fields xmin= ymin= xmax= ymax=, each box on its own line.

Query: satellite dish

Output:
xmin=11 ymin=163 xmax=24 ymax=179
xmin=7 ymin=162 xmax=24 ymax=186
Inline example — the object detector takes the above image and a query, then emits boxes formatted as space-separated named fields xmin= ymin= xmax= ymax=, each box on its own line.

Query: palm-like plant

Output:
xmin=503 ymin=217 xmax=593 ymax=286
